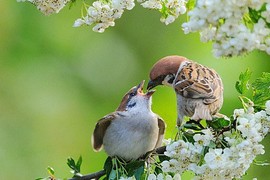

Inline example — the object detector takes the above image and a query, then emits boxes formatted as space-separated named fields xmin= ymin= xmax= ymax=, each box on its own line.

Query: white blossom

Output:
xmin=29 ymin=0 xmax=68 ymax=15
xmin=204 ymin=148 xmax=225 ymax=169
xmin=237 ymin=117 xmax=262 ymax=141
xmin=141 ymin=0 xmax=162 ymax=9
xmin=73 ymin=0 xmax=135 ymax=32
xmin=193 ymin=128 xmax=213 ymax=146
xmin=262 ymin=3 xmax=270 ymax=22
xmin=141 ymin=0 xmax=187 ymax=25
xmin=172 ymin=173 xmax=181 ymax=180
xmin=266 ymin=100 xmax=270 ymax=115
xmin=148 ymin=174 xmax=157 ymax=180
xmin=120 ymin=176 xmax=136 ymax=180
xmin=182 ymin=0 xmax=270 ymax=57
xmin=163 ymin=138 xmax=172 ymax=145
xmin=160 ymin=100 xmax=270 ymax=179
xmin=73 ymin=19 xmax=85 ymax=27
xmin=157 ymin=173 xmax=164 ymax=180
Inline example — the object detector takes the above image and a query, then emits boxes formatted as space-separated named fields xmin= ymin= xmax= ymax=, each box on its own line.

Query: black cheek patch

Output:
xmin=127 ymin=102 xmax=136 ymax=108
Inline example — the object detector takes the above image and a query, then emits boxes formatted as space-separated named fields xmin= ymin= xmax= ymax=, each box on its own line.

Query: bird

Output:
xmin=92 ymin=80 xmax=166 ymax=161
xmin=147 ymin=55 xmax=224 ymax=126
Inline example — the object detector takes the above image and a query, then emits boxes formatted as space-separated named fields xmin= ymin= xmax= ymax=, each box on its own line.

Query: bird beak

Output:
xmin=135 ymin=80 xmax=155 ymax=97
xmin=147 ymin=79 xmax=160 ymax=90
xmin=135 ymin=80 xmax=145 ymax=93
xmin=146 ymin=89 xmax=155 ymax=97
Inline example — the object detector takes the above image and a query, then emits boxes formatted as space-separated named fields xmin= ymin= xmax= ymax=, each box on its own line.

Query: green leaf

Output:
xmin=108 ymin=169 xmax=117 ymax=180
xmin=235 ymin=69 xmax=252 ymax=94
xmin=67 ymin=156 xmax=83 ymax=177
xmin=68 ymin=0 xmax=77 ymax=9
xmin=248 ymin=4 xmax=268 ymax=24
xmin=125 ymin=160 xmax=145 ymax=177
xmin=103 ymin=157 xmax=113 ymax=180
xmin=134 ymin=165 xmax=144 ymax=180
xmin=198 ymin=146 xmax=209 ymax=165
xmin=248 ymin=7 xmax=261 ymax=24
xmin=207 ymin=118 xmax=230 ymax=130
xmin=186 ymin=0 xmax=196 ymax=11
xmin=67 ymin=157 xmax=76 ymax=170
xmin=76 ymin=156 xmax=82 ymax=173
xmin=158 ymin=155 xmax=170 ymax=162
xmin=208 ymin=140 xmax=216 ymax=149
xmin=47 ymin=166 xmax=55 ymax=176
xmin=154 ymin=166 xmax=163 ymax=175
xmin=182 ymin=131 xmax=195 ymax=143
xmin=183 ymin=122 xmax=204 ymax=131
xmin=252 ymin=72 xmax=270 ymax=107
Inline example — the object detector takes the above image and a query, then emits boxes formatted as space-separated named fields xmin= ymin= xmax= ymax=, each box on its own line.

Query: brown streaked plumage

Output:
xmin=147 ymin=55 xmax=224 ymax=126
xmin=92 ymin=81 xmax=166 ymax=161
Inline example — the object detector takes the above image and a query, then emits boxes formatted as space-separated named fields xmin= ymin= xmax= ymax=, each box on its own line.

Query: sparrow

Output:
xmin=92 ymin=80 xmax=166 ymax=161
xmin=147 ymin=55 xmax=224 ymax=126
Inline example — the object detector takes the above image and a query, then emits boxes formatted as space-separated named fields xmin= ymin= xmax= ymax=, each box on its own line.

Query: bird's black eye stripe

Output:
xmin=168 ymin=75 xmax=175 ymax=84
xmin=155 ymin=75 xmax=166 ymax=82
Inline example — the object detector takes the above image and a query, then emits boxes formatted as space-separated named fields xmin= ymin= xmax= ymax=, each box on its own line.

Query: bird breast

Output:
xmin=102 ymin=112 xmax=159 ymax=160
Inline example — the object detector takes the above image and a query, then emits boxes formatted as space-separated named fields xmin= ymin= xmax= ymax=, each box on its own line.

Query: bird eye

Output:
xmin=130 ymin=92 xmax=136 ymax=97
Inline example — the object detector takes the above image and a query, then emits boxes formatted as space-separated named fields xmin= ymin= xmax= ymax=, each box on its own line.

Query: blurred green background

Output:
xmin=1 ymin=1 xmax=270 ymax=179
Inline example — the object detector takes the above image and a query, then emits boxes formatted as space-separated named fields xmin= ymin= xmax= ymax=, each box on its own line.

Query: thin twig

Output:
xmin=68 ymin=146 xmax=167 ymax=180
xmin=68 ymin=170 xmax=106 ymax=180
xmin=155 ymin=146 xmax=166 ymax=154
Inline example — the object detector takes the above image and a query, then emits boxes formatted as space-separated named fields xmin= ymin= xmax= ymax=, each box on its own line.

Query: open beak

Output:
xmin=135 ymin=80 xmax=145 ymax=93
xmin=135 ymin=80 xmax=155 ymax=97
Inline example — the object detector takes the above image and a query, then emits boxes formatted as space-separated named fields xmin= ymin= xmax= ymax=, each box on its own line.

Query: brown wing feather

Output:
xmin=174 ymin=62 xmax=220 ymax=104
xmin=155 ymin=117 xmax=166 ymax=148
xmin=92 ymin=114 xmax=115 ymax=151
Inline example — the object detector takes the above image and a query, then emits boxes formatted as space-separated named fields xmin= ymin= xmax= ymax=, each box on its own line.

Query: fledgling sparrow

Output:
xmin=92 ymin=80 xmax=166 ymax=161
xmin=147 ymin=55 xmax=224 ymax=126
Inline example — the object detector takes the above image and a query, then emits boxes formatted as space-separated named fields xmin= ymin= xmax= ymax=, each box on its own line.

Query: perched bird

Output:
xmin=147 ymin=55 xmax=224 ymax=126
xmin=92 ymin=80 xmax=166 ymax=161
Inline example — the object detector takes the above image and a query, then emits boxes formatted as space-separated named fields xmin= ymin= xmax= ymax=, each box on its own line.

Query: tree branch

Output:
xmin=68 ymin=170 xmax=106 ymax=180
xmin=68 ymin=146 xmax=166 ymax=180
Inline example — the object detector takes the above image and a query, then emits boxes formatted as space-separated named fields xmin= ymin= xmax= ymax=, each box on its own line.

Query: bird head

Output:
xmin=147 ymin=55 xmax=188 ymax=90
xmin=117 ymin=80 xmax=155 ymax=112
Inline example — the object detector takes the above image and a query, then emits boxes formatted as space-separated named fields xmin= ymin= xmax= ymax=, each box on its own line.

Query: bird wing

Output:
xmin=174 ymin=62 xmax=221 ymax=104
xmin=92 ymin=113 xmax=115 ymax=151
xmin=155 ymin=117 xmax=166 ymax=148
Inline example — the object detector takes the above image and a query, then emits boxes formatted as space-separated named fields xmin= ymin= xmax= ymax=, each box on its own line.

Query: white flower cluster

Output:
xmin=156 ymin=100 xmax=270 ymax=179
xmin=17 ymin=0 xmax=68 ymax=15
xmin=140 ymin=0 xmax=187 ymax=25
xmin=120 ymin=172 xmax=181 ymax=180
xmin=148 ymin=173 xmax=181 ymax=180
xmin=73 ymin=0 xmax=186 ymax=32
xmin=73 ymin=0 xmax=135 ymax=33
xmin=119 ymin=176 xmax=136 ymax=180
xmin=182 ymin=0 xmax=270 ymax=57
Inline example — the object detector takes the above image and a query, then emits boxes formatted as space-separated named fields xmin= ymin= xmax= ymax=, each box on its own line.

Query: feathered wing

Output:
xmin=174 ymin=62 xmax=222 ymax=104
xmin=92 ymin=114 xmax=115 ymax=151
xmin=155 ymin=117 xmax=166 ymax=148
